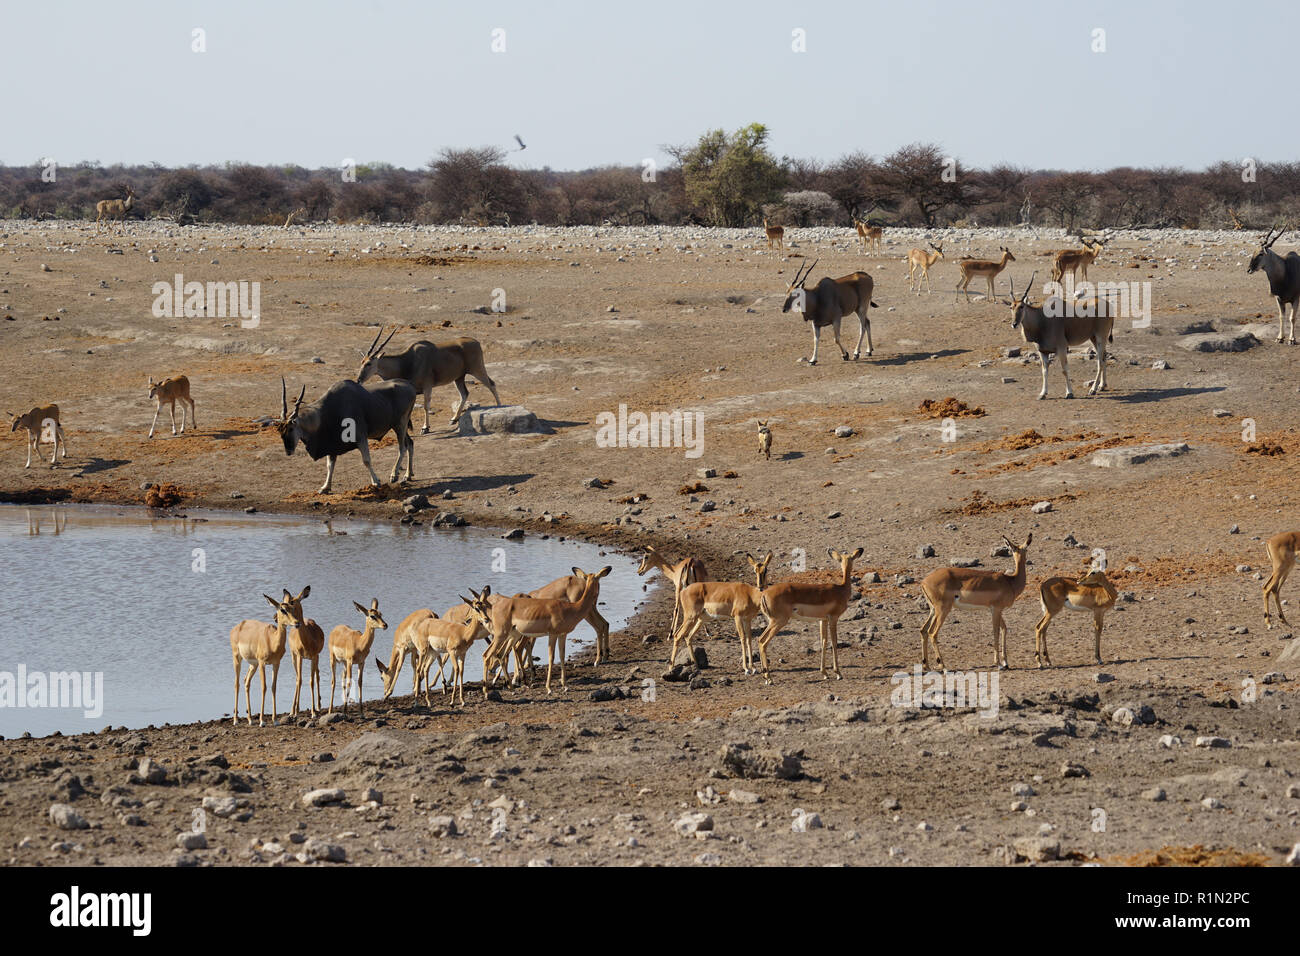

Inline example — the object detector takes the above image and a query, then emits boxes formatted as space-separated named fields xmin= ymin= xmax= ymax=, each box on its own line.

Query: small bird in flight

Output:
xmin=513 ymin=134 xmax=527 ymax=151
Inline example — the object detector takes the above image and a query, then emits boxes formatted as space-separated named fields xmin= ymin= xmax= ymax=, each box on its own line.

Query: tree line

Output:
xmin=4 ymin=123 xmax=1294 ymax=231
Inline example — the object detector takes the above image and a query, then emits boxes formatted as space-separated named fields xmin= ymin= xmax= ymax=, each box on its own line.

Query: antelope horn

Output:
xmin=788 ymin=259 xmax=810 ymax=287
xmin=1017 ymin=271 xmax=1036 ymax=306
xmin=281 ymin=377 xmax=288 ymax=420
xmin=365 ymin=325 xmax=385 ymax=357
xmin=799 ymin=258 xmax=819 ymax=285
xmin=375 ymin=327 xmax=397 ymax=354
xmin=294 ymin=385 xmax=306 ymax=414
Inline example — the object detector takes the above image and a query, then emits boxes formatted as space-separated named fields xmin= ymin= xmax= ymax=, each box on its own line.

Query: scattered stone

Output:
xmin=1158 ymin=735 xmax=1183 ymax=749
xmin=834 ymin=426 xmax=854 ymax=438
xmin=49 ymin=804 xmax=88 ymax=830
xmin=1195 ymin=736 xmax=1231 ymax=749
xmin=729 ymin=789 xmax=762 ymax=805
xmin=302 ymin=839 xmax=346 ymax=862
xmin=791 ymin=809 xmax=823 ymax=832
xmin=1031 ymin=501 xmax=1053 ymax=514
xmin=917 ymin=544 xmax=935 ymax=558
xmin=1111 ymin=707 xmax=1136 ymax=727
xmin=674 ymin=812 xmax=714 ymax=836
xmin=1091 ymin=443 xmax=1191 ymax=468
xmin=1201 ymin=797 xmax=1224 ymax=810
xmin=1178 ymin=331 xmax=1261 ymax=353
xmin=176 ymin=832 xmax=207 ymax=850
xmin=1061 ymin=762 xmax=1090 ymax=779
xmin=718 ymin=743 xmax=802 ymax=780
xmin=302 ymin=788 xmax=346 ymax=807
xmin=1142 ymin=788 xmax=1167 ymax=802
xmin=1013 ymin=838 xmax=1060 ymax=863
xmin=428 ymin=816 xmax=458 ymax=837
xmin=880 ymin=797 xmax=901 ymax=811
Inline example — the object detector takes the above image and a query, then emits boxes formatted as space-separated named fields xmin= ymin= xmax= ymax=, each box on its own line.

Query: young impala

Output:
xmin=1032 ymin=569 xmax=1118 ymax=667
xmin=327 ymin=599 xmax=388 ymax=716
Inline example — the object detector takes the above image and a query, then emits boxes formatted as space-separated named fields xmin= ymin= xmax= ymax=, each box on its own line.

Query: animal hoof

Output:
xmin=421 ymin=426 xmax=430 ymax=434
xmin=808 ymin=359 xmax=817 ymax=366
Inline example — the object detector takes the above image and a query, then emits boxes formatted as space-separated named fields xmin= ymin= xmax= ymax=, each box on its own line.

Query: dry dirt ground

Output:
xmin=1 ymin=220 xmax=1298 ymax=867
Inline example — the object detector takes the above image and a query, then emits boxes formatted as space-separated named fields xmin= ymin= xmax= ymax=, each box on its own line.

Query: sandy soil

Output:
xmin=1 ymin=220 xmax=1297 ymax=866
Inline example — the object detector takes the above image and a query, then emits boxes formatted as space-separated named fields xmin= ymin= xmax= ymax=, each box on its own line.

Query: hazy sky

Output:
xmin=4 ymin=0 xmax=1287 ymax=173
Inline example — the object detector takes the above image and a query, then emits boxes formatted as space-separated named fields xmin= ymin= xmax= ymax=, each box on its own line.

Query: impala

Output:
xmin=957 ymin=246 xmax=1016 ymax=301
xmin=780 ymin=258 xmax=878 ymax=364
xmin=327 ymin=599 xmax=388 ymax=716
xmin=1263 ymin=531 xmax=1300 ymax=629
xmin=763 ymin=219 xmax=785 ymax=250
xmin=467 ymin=566 xmax=611 ymax=694
xmin=906 ymin=242 xmax=945 ymax=294
xmin=229 ymin=592 xmax=307 ymax=726
xmin=1032 ymin=569 xmax=1118 ymax=667
xmin=282 ymin=586 xmax=324 ymax=717
xmin=756 ymin=547 xmax=862 ymax=684
xmin=375 ymin=608 xmax=439 ymax=704
xmin=403 ymin=607 xmax=482 ymax=706
xmin=855 ymin=219 xmax=883 ymax=254
xmin=671 ymin=552 xmax=773 ymax=673
xmin=919 ymin=534 xmax=1032 ymax=670
xmin=146 ymin=375 xmax=196 ymax=438
xmin=1051 ymin=234 xmax=1107 ymax=287
xmin=8 ymin=404 xmax=67 ymax=468
xmin=637 ymin=545 xmax=708 ymax=640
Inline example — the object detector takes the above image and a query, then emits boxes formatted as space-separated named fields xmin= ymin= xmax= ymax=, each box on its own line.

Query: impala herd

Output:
xmin=7 ymin=216 xmax=1300 ymax=728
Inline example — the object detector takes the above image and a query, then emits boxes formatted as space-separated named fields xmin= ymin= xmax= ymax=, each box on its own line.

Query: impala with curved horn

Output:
xmin=780 ymin=258 xmax=879 ymax=365
xmin=275 ymin=376 xmax=417 ymax=495
xmin=1247 ymin=225 xmax=1300 ymax=345
xmin=357 ymin=326 xmax=502 ymax=431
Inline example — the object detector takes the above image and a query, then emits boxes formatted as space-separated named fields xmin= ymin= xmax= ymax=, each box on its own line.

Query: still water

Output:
xmin=0 ymin=505 xmax=650 ymax=737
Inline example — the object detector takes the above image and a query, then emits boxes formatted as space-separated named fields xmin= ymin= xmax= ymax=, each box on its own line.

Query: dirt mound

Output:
xmin=918 ymin=397 xmax=985 ymax=419
xmin=1245 ymin=442 xmax=1284 ymax=456
xmin=1111 ymin=845 xmax=1271 ymax=867
xmin=144 ymin=483 xmax=185 ymax=508
xmin=0 ymin=487 xmax=73 ymax=504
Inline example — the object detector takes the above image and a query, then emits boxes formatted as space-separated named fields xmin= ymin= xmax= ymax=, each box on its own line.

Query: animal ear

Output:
xmin=572 ymin=567 xmax=582 ymax=577
xmin=1023 ymin=533 xmax=1033 ymax=547
xmin=353 ymin=601 xmax=367 ymax=614
xmin=852 ymin=547 xmax=864 ymax=559
xmin=597 ymin=566 xmax=611 ymax=578
xmin=481 ymin=584 xmax=491 ymax=598
xmin=827 ymin=548 xmax=836 ymax=561
xmin=298 ymin=585 xmax=311 ymax=600
xmin=375 ymin=657 xmax=388 ymax=675
xmin=263 ymin=593 xmax=279 ymax=608
xmin=370 ymin=597 xmax=379 ymax=609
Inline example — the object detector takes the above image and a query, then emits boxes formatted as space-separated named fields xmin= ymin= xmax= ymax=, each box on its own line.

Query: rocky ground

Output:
xmin=1 ymin=220 xmax=1298 ymax=865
